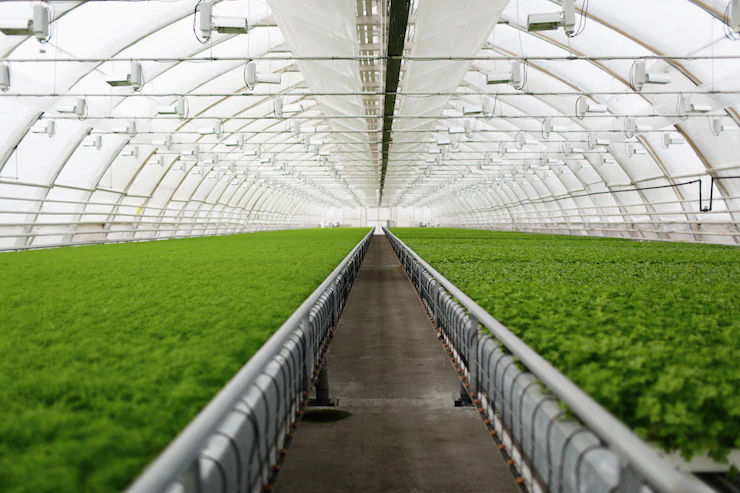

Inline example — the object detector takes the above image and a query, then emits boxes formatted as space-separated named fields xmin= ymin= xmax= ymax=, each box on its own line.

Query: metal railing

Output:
xmin=125 ymin=228 xmax=373 ymax=493
xmin=383 ymin=227 xmax=714 ymax=493
xmin=436 ymin=221 xmax=740 ymax=241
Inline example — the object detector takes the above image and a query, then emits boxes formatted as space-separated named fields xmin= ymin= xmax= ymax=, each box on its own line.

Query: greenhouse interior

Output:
xmin=0 ymin=0 xmax=739 ymax=492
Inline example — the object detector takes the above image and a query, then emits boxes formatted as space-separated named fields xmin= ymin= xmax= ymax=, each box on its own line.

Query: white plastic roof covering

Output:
xmin=0 ymin=0 xmax=359 ymax=249
xmin=0 ymin=0 xmax=739 ymax=248
xmin=396 ymin=0 xmax=740 ymax=245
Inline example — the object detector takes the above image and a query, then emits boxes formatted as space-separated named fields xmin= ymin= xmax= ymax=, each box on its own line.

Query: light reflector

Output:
xmin=106 ymin=62 xmax=143 ymax=90
xmin=31 ymin=120 xmax=55 ymax=137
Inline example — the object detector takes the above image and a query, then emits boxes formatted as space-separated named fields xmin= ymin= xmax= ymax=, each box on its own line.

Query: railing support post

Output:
xmin=310 ymin=358 xmax=336 ymax=407
xmin=181 ymin=460 xmax=201 ymax=493
xmin=332 ymin=279 xmax=340 ymax=328
xmin=616 ymin=463 xmax=643 ymax=493
xmin=454 ymin=380 xmax=474 ymax=407
xmin=469 ymin=315 xmax=479 ymax=395
xmin=301 ymin=315 xmax=313 ymax=390
xmin=433 ymin=288 xmax=440 ymax=328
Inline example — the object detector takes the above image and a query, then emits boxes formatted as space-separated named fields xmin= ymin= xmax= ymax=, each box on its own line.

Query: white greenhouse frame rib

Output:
xmin=384 ymin=228 xmax=715 ymax=493
xmin=125 ymin=228 xmax=373 ymax=493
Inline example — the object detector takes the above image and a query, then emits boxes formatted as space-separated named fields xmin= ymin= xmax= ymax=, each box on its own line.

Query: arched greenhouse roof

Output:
xmin=1 ymin=0 xmax=739 ymax=248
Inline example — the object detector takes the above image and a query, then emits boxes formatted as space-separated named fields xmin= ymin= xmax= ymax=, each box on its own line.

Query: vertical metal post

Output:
xmin=469 ymin=315 xmax=479 ymax=394
xmin=181 ymin=459 xmax=201 ymax=493
xmin=332 ymin=278 xmax=340 ymax=328
xmin=433 ymin=286 xmax=441 ymax=329
xmin=314 ymin=359 xmax=331 ymax=406
xmin=454 ymin=316 xmax=479 ymax=407
xmin=455 ymin=380 xmax=474 ymax=407
xmin=301 ymin=315 xmax=313 ymax=390
xmin=615 ymin=463 xmax=643 ymax=493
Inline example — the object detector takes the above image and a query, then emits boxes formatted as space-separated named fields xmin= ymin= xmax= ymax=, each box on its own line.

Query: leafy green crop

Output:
xmin=0 ymin=228 xmax=369 ymax=493
xmin=392 ymin=228 xmax=740 ymax=461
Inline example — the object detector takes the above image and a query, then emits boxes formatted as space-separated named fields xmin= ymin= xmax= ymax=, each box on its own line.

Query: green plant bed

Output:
xmin=392 ymin=227 xmax=740 ymax=462
xmin=0 ymin=228 xmax=369 ymax=493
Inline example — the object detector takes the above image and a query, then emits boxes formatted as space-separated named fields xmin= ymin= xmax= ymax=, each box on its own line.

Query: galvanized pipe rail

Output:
xmin=125 ymin=229 xmax=373 ymax=493
xmin=383 ymin=227 xmax=715 ymax=493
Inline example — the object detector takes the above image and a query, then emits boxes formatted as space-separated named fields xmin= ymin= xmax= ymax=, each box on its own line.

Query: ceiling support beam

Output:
xmin=379 ymin=0 xmax=411 ymax=205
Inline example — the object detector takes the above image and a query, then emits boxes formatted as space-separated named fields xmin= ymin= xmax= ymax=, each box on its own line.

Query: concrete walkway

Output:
xmin=275 ymin=235 xmax=519 ymax=493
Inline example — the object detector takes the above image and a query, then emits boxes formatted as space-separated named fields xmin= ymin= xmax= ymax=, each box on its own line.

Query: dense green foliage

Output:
xmin=392 ymin=228 xmax=740 ymax=461
xmin=0 ymin=228 xmax=368 ymax=493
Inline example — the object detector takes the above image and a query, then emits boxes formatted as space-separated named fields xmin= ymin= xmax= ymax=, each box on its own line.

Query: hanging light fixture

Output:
xmin=83 ymin=135 xmax=103 ymax=150
xmin=198 ymin=1 xmax=249 ymax=40
xmin=57 ymin=98 xmax=87 ymax=119
xmin=0 ymin=5 xmax=51 ymax=42
xmin=0 ymin=63 xmax=9 ymax=92
xmin=112 ymin=120 xmax=137 ymax=136
xmin=625 ymin=117 xmax=651 ymax=137
xmin=157 ymin=97 xmax=186 ymax=120
xmin=30 ymin=120 xmax=55 ymax=138
xmin=486 ymin=60 xmax=524 ymax=89
xmin=542 ymin=117 xmax=567 ymax=139
xmin=198 ymin=121 xmax=223 ymax=138
xmin=627 ymin=144 xmax=647 ymax=157
xmin=244 ymin=61 xmax=281 ymax=91
xmin=711 ymin=118 xmax=740 ymax=136
xmin=680 ymin=95 xmax=711 ymax=114
xmin=181 ymin=145 xmax=200 ymax=158
xmin=225 ymin=134 xmax=246 ymax=149
xmin=577 ymin=96 xmax=608 ymax=119
xmin=106 ymin=62 xmax=144 ymax=90
xmin=244 ymin=145 xmax=263 ymax=158
xmin=662 ymin=133 xmax=685 ymax=147
xmin=153 ymin=135 xmax=173 ymax=150
xmin=631 ymin=60 xmax=672 ymax=92
xmin=121 ymin=146 xmax=139 ymax=158
xmin=527 ymin=0 xmax=575 ymax=34
xmin=588 ymin=133 xmax=610 ymax=149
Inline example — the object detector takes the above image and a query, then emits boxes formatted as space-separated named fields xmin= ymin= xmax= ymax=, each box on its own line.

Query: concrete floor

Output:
xmin=275 ymin=235 xmax=519 ymax=493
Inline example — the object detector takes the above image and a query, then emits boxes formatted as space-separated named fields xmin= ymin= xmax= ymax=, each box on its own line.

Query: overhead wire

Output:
xmin=574 ymin=94 xmax=586 ymax=121
xmin=627 ymin=58 xmax=646 ymax=93
xmin=676 ymin=92 xmax=689 ymax=122
xmin=192 ymin=0 xmax=209 ymax=44
xmin=566 ymin=0 xmax=589 ymax=38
